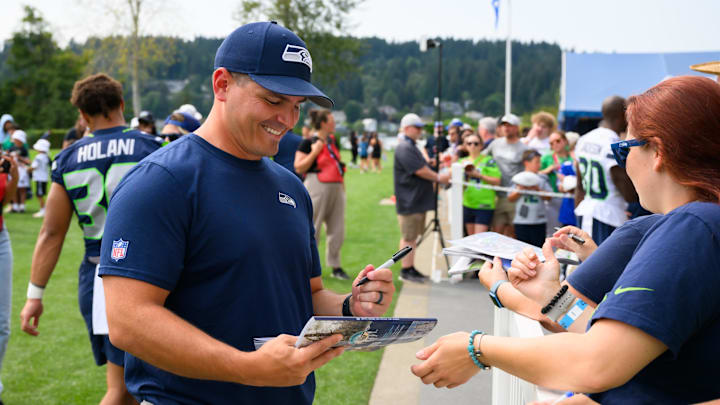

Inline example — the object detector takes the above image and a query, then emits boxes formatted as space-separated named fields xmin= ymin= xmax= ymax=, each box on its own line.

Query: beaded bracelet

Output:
xmin=541 ymin=285 xmax=569 ymax=315
xmin=467 ymin=330 xmax=491 ymax=370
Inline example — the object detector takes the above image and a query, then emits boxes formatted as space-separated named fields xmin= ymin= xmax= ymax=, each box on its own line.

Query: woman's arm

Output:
xmin=294 ymin=139 xmax=324 ymax=175
xmin=412 ymin=319 xmax=667 ymax=392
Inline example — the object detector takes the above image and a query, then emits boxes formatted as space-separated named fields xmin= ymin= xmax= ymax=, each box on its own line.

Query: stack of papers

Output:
xmin=254 ymin=316 xmax=437 ymax=352
xmin=443 ymin=232 xmax=545 ymax=275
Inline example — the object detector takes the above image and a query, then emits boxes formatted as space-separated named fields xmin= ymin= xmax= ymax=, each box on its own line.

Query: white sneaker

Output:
xmin=33 ymin=209 xmax=45 ymax=218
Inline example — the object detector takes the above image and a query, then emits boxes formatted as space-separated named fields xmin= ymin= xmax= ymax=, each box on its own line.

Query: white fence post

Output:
xmin=492 ymin=308 xmax=560 ymax=404
xmin=449 ymin=163 xmax=463 ymax=243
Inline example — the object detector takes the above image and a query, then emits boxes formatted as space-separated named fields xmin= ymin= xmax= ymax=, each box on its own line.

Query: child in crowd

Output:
xmin=508 ymin=150 xmax=552 ymax=247
xmin=29 ymin=139 xmax=51 ymax=218
xmin=8 ymin=130 xmax=30 ymax=213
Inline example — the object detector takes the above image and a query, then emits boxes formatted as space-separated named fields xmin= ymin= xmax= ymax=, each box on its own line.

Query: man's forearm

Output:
xmin=29 ymin=228 xmax=66 ymax=287
xmin=106 ymin=292 xmax=252 ymax=384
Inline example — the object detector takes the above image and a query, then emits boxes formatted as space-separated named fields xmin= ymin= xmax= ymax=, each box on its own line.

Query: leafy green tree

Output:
xmin=344 ymin=100 xmax=362 ymax=123
xmin=234 ymin=0 xmax=365 ymax=87
xmin=82 ymin=0 xmax=176 ymax=117
xmin=381 ymin=90 xmax=400 ymax=109
xmin=0 ymin=6 xmax=87 ymax=129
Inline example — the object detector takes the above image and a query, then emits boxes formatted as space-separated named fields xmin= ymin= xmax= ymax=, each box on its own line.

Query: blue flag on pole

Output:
xmin=491 ymin=0 xmax=500 ymax=29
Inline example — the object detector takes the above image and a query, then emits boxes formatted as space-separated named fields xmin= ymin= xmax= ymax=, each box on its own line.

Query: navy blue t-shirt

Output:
xmin=589 ymin=202 xmax=720 ymax=403
xmin=99 ymin=134 xmax=321 ymax=404
xmin=567 ymin=214 xmax=661 ymax=305
xmin=51 ymin=126 xmax=162 ymax=257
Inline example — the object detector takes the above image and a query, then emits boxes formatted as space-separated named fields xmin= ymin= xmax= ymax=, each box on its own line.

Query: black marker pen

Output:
xmin=355 ymin=246 xmax=413 ymax=286
xmin=554 ymin=227 xmax=586 ymax=245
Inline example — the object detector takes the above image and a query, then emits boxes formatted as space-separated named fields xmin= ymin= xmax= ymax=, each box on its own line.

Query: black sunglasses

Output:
xmin=466 ymin=141 xmax=480 ymax=146
xmin=611 ymin=139 xmax=647 ymax=168
xmin=164 ymin=133 xmax=183 ymax=142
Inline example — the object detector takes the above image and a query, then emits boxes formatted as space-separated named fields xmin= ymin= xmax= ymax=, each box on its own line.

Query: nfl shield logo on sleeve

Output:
xmin=111 ymin=239 xmax=129 ymax=262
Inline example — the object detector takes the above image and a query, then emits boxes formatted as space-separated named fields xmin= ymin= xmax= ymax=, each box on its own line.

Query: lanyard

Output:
xmin=325 ymin=135 xmax=344 ymax=175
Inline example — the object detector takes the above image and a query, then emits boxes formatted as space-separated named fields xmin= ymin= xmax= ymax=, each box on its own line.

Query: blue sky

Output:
xmin=2 ymin=0 xmax=719 ymax=53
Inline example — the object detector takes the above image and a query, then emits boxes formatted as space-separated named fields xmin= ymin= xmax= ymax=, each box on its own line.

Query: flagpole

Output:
xmin=505 ymin=0 xmax=512 ymax=115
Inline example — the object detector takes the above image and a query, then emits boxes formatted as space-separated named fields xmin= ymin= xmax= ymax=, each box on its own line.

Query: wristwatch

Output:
xmin=489 ymin=280 xmax=507 ymax=308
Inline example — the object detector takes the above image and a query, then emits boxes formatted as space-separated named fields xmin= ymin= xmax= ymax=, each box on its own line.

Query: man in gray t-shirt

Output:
xmin=393 ymin=113 xmax=450 ymax=283
xmin=482 ymin=113 xmax=528 ymax=236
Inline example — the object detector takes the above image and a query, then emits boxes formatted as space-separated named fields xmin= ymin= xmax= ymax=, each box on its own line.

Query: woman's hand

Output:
xmin=549 ymin=226 xmax=597 ymax=262
xmin=508 ymin=240 xmax=562 ymax=305
xmin=411 ymin=332 xmax=481 ymax=389
xmin=478 ymin=257 xmax=508 ymax=290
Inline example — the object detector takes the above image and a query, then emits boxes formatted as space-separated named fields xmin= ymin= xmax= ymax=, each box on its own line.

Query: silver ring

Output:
xmin=375 ymin=291 xmax=384 ymax=305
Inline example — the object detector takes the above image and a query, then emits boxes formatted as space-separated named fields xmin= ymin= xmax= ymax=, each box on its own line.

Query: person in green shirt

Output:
xmin=540 ymin=130 xmax=574 ymax=233
xmin=459 ymin=133 xmax=502 ymax=235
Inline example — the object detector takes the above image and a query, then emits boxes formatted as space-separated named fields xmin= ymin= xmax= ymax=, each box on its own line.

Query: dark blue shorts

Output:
xmin=463 ymin=206 xmax=494 ymax=225
xmin=35 ymin=181 xmax=47 ymax=197
xmin=577 ymin=216 xmax=617 ymax=246
xmin=514 ymin=223 xmax=547 ymax=247
xmin=78 ymin=257 xmax=125 ymax=366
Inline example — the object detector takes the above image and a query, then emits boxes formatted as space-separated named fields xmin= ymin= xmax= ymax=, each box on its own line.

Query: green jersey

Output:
xmin=460 ymin=155 xmax=502 ymax=209
xmin=541 ymin=153 xmax=573 ymax=192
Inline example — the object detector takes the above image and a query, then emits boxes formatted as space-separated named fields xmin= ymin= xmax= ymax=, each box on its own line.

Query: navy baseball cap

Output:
xmin=214 ymin=21 xmax=333 ymax=108
xmin=164 ymin=112 xmax=201 ymax=133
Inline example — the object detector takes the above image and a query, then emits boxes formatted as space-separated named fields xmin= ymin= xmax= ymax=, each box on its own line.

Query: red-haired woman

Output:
xmin=411 ymin=76 xmax=720 ymax=403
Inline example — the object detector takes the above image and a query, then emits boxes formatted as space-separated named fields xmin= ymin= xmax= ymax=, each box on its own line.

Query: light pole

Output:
xmin=419 ymin=38 xmax=449 ymax=277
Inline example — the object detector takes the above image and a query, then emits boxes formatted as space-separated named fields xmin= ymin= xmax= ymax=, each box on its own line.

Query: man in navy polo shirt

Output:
xmin=99 ymin=22 xmax=395 ymax=404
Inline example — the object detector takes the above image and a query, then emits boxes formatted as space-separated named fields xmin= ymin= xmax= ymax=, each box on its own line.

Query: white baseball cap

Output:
xmin=562 ymin=175 xmax=577 ymax=191
xmin=499 ymin=113 xmax=520 ymax=127
xmin=176 ymin=104 xmax=203 ymax=121
xmin=11 ymin=130 xmax=27 ymax=144
xmin=512 ymin=171 xmax=542 ymax=187
xmin=33 ymin=139 xmax=50 ymax=153
xmin=400 ymin=113 xmax=424 ymax=129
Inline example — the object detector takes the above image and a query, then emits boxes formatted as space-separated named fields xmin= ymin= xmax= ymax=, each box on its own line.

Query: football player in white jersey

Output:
xmin=574 ymin=96 xmax=638 ymax=244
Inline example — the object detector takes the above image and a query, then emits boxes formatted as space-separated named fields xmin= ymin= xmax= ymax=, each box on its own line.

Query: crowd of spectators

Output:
xmin=404 ymin=98 xmax=648 ymax=251
xmin=412 ymin=75 xmax=720 ymax=404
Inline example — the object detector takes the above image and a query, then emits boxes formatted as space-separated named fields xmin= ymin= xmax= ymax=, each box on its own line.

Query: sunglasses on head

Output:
xmin=611 ymin=139 xmax=647 ymax=168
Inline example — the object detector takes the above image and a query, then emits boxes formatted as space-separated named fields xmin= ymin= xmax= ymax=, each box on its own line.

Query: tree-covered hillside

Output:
xmin=1 ymin=30 xmax=561 ymax=129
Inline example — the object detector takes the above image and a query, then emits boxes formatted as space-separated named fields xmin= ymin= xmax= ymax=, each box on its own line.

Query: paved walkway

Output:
xmin=369 ymin=192 xmax=493 ymax=405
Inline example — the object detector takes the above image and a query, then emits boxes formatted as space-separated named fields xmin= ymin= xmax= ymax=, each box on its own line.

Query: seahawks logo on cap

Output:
xmin=281 ymin=45 xmax=313 ymax=72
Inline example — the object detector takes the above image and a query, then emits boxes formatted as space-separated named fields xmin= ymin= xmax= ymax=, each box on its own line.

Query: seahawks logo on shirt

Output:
xmin=278 ymin=192 xmax=296 ymax=208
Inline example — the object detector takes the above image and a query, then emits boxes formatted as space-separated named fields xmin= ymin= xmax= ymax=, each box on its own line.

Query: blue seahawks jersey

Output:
xmin=51 ymin=126 xmax=162 ymax=257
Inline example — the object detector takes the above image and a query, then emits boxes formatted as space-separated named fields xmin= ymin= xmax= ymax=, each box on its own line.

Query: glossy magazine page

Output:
xmin=254 ymin=316 xmax=438 ymax=352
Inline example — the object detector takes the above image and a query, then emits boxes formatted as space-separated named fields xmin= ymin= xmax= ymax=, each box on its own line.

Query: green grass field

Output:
xmin=2 ymin=149 xmax=400 ymax=404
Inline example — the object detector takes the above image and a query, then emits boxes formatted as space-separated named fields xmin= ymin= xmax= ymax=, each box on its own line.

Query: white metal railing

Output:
xmin=491 ymin=308 xmax=545 ymax=405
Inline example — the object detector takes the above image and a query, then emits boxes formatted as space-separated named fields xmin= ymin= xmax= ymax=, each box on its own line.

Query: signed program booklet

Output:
xmin=254 ymin=316 xmax=438 ymax=351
